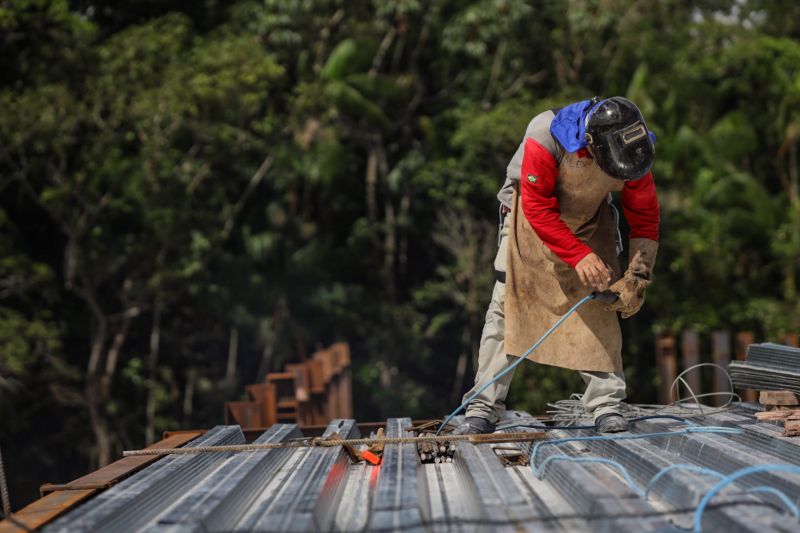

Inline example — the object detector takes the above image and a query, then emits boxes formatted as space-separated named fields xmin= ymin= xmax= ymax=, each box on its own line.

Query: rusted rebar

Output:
xmin=123 ymin=431 xmax=546 ymax=457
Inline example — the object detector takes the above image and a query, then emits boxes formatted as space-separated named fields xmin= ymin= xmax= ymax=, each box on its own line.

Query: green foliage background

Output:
xmin=1 ymin=0 xmax=799 ymax=506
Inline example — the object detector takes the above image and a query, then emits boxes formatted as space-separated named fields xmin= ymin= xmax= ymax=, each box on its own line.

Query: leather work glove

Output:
xmin=606 ymin=238 xmax=658 ymax=319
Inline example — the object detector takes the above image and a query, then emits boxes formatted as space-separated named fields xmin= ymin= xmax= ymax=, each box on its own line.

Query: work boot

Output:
xmin=595 ymin=413 xmax=628 ymax=433
xmin=452 ymin=416 xmax=496 ymax=435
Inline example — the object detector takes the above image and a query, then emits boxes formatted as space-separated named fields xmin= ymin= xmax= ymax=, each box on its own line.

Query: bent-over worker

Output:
xmin=454 ymin=97 xmax=660 ymax=435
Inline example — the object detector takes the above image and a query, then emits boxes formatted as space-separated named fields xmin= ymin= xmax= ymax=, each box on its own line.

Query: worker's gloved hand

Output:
xmin=606 ymin=271 xmax=650 ymax=318
xmin=605 ymin=238 xmax=658 ymax=319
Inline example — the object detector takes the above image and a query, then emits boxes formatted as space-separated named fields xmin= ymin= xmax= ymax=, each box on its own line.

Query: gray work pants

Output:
xmin=462 ymin=216 xmax=627 ymax=424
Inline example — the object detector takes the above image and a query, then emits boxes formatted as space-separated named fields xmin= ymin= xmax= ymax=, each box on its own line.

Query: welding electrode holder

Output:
xmin=591 ymin=291 xmax=620 ymax=304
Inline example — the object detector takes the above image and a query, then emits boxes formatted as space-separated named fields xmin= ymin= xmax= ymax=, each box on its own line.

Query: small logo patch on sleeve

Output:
xmin=527 ymin=174 xmax=538 ymax=183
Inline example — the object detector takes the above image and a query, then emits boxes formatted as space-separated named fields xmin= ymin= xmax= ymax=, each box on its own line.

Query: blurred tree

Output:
xmin=1 ymin=0 xmax=799 ymax=505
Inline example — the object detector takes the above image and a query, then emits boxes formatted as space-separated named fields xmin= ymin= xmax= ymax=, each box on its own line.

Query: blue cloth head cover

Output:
xmin=550 ymin=98 xmax=656 ymax=153
xmin=549 ymin=99 xmax=602 ymax=152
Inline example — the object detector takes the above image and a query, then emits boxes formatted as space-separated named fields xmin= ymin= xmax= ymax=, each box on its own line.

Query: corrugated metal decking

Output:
xmin=44 ymin=408 xmax=800 ymax=532
xmin=730 ymin=343 xmax=800 ymax=394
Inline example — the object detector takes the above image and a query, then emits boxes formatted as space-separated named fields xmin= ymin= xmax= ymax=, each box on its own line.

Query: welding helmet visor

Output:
xmin=585 ymin=97 xmax=654 ymax=181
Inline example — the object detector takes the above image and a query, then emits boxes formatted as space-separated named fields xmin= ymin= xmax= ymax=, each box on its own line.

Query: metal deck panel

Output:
xmin=45 ymin=426 xmax=244 ymax=533
xmin=368 ymin=418 xmax=427 ymax=532
xmin=149 ymin=424 xmax=301 ymax=532
xmin=247 ymin=419 xmax=358 ymax=532
xmin=33 ymin=407 xmax=800 ymax=532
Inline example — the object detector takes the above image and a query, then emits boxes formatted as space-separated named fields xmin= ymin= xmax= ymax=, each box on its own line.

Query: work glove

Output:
xmin=606 ymin=270 xmax=650 ymax=318
xmin=606 ymin=238 xmax=658 ymax=319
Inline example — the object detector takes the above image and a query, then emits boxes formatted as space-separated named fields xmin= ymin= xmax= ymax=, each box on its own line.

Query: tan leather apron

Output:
xmin=505 ymin=151 xmax=625 ymax=373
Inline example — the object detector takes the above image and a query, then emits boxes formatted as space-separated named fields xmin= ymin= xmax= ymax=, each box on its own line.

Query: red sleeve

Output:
xmin=621 ymin=171 xmax=660 ymax=241
xmin=519 ymin=138 xmax=593 ymax=268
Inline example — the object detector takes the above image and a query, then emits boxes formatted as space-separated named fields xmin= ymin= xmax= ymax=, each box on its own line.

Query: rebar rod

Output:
xmin=122 ymin=431 xmax=547 ymax=457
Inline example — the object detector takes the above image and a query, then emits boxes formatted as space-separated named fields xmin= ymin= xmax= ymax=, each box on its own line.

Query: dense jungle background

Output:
xmin=1 ymin=0 xmax=799 ymax=506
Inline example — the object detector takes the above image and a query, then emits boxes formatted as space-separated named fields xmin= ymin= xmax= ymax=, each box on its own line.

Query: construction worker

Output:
xmin=454 ymin=97 xmax=660 ymax=435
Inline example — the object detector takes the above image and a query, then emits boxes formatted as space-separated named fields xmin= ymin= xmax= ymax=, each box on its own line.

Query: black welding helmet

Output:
xmin=585 ymin=97 xmax=654 ymax=181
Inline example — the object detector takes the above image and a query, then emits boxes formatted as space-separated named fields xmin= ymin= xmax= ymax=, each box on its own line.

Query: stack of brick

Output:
xmin=755 ymin=390 xmax=800 ymax=437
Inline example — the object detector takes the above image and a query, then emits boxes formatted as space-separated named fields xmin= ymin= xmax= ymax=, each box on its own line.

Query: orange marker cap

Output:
xmin=361 ymin=450 xmax=381 ymax=465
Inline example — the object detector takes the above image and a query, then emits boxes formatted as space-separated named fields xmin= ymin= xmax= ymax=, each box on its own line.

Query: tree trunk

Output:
xmin=377 ymin=141 xmax=396 ymax=301
xmin=366 ymin=146 xmax=379 ymax=223
xmin=145 ymin=301 xmax=162 ymax=445
xmin=86 ymin=391 xmax=113 ymax=468
xmin=85 ymin=327 xmax=111 ymax=468
xmin=451 ymin=346 xmax=468 ymax=406
xmin=225 ymin=327 xmax=239 ymax=392
xmin=482 ymin=40 xmax=507 ymax=108
xmin=398 ymin=189 xmax=410 ymax=280
xmin=182 ymin=367 xmax=197 ymax=427
xmin=89 ymin=313 xmax=134 ymax=466
xmin=384 ymin=200 xmax=397 ymax=301
xmin=78 ymin=278 xmax=116 ymax=467
xmin=100 ymin=313 xmax=134 ymax=394
xmin=256 ymin=303 xmax=285 ymax=382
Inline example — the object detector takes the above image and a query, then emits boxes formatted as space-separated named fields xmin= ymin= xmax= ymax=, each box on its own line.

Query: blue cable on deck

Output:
xmin=533 ymin=455 xmax=646 ymax=497
xmin=527 ymin=428 xmax=740 ymax=504
xmin=692 ymin=464 xmax=800 ymax=532
xmin=436 ymin=293 xmax=596 ymax=435
xmin=529 ymin=427 xmax=743 ymax=467
xmin=644 ymin=463 xmax=725 ymax=496
xmin=746 ymin=486 xmax=800 ymax=519
xmin=527 ymin=434 xmax=800 ymax=531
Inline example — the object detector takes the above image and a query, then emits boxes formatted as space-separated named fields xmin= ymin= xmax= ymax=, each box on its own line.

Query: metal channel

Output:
xmin=499 ymin=412 xmax=590 ymax=531
xmin=333 ymin=461 xmax=378 ymax=532
xmin=747 ymin=343 xmax=800 ymax=372
xmin=422 ymin=460 xmax=483 ymax=533
xmin=234 ymin=446 xmax=309 ymax=530
xmin=367 ymin=418 xmax=427 ymax=532
xmin=147 ymin=424 xmax=302 ymax=532
xmin=697 ymin=411 xmax=800 ymax=462
xmin=45 ymin=426 xmax=244 ymax=533
xmin=552 ymin=423 xmax=748 ymax=531
xmin=633 ymin=418 xmax=800 ymax=504
xmin=639 ymin=420 xmax=790 ymax=532
xmin=449 ymin=414 xmax=555 ymax=532
xmin=244 ymin=419 xmax=358 ymax=532
xmin=505 ymin=466 xmax=592 ymax=532
xmin=730 ymin=361 xmax=800 ymax=394
xmin=555 ymin=417 xmax=793 ymax=532
xmin=415 ymin=415 xmax=482 ymax=533
xmin=503 ymin=411 xmax=673 ymax=533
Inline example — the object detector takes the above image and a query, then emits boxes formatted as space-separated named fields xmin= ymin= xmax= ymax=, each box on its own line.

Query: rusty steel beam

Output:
xmin=0 ymin=431 xmax=203 ymax=533
xmin=0 ymin=489 xmax=96 ymax=533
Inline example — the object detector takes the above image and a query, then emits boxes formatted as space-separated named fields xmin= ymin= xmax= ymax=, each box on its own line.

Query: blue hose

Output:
xmin=529 ymin=427 xmax=742 ymax=467
xmin=533 ymin=455 xmax=646 ymax=497
xmin=692 ymin=464 xmax=800 ymax=532
xmin=645 ymin=464 xmax=725 ymax=496
xmin=436 ymin=293 xmax=596 ymax=435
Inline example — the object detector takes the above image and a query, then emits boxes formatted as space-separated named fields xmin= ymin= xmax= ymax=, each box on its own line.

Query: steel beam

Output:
xmin=149 ymin=424 xmax=301 ymax=532
xmin=45 ymin=426 xmax=244 ymax=533
xmin=241 ymin=419 xmax=358 ymax=532
xmin=368 ymin=418 xmax=428 ymax=532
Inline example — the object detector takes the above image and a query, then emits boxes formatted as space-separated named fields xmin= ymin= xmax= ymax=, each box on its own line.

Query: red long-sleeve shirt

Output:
xmin=519 ymin=138 xmax=660 ymax=268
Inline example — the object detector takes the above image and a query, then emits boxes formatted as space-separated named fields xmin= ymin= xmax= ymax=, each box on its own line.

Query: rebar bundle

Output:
xmin=417 ymin=433 xmax=455 ymax=463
